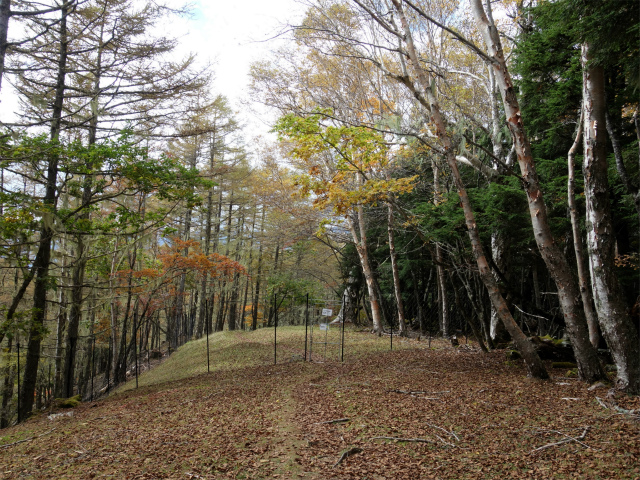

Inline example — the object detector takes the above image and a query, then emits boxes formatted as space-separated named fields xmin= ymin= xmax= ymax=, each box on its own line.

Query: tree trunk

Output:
xmin=452 ymin=279 xmax=488 ymax=352
xmin=1 ymin=337 xmax=15 ymax=428
xmin=347 ymin=201 xmax=383 ymax=335
xmin=175 ymin=141 xmax=196 ymax=343
xmin=451 ymin=259 xmax=490 ymax=352
xmin=387 ymin=203 xmax=406 ymax=335
xmin=251 ymin=208 xmax=265 ymax=330
xmin=470 ymin=0 xmax=605 ymax=383
xmin=63 ymin=34 xmax=107 ymax=394
xmin=115 ymin=251 xmax=136 ymax=384
xmin=435 ymin=246 xmax=449 ymax=337
xmin=392 ymin=0 xmax=548 ymax=378
xmin=433 ymin=162 xmax=450 ymax=338
xmin=215 ymin=288 xmax=226 ymax=332
xmin=605 ymin=111 xmax=640 ymax=222
xmin=62 ymin=243 xmax=85 ymax=398
xmin=53 ymin=235 xmax=68 ymax=397
xmin=63 ymin=164 xmax=96 ymax=397
xmin=0 ymin=0 xmax=10 ymax=92
xmin=20 ymin=1 xmax=71 ymax=418
xmin=488 ymin=65 xmax=510 ymax=342
xmin=241 ymin=209 xmax=257 ymax=330
xmin=197 ymin=158 xmax=218 ymax=337
xmin=582 ymin=43 xmax=640 ymax=392
xmin=227 ymin=210 xmax=245 ymax=331
xmin=108 ymin=237 xmax=119 ymax=386
xmin=568 ymin=112 xmax=600 ymax=347
xmin=489 ymin=232 xmax=510 ymax=341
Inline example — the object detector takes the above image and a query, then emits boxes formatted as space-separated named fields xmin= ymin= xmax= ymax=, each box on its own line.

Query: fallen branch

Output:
xmin=595 ymin=397 xmax=609 ymax=409
xmin=425 ymin=422 xmax=460 ymax=442
xmin=613 ymin=406 xmax=639 ymax=417
xmin=388 ymin=389 xmax=426 ymax=395
xmin=595 ymin=397 xmax=639 ymax=418
xmin=371 ymin=436 xmax=434 ymax=443
xmin=316 ymin=418 xmax=350 ymax=425
xmin=333 ymin=447 xmax=362 ymax=467
xmin=433 ymin=434 xmax=456 ymax=447
xmin=532 ymin=427 xmax=594 ymax=453
xmin=0 ymin=428 xmax=56 ymax=450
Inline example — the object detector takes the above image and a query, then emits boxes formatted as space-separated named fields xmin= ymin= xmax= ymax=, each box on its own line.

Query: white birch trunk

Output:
xmin=582 ymin=43 xmax=640 ymax=392
xmin=568 ymin=112 xmax=600 ymax=347
xmin=387 ymin=203 xmax=406 ymax=335
xmin=390 ymin=0 xmax=548 ymax=379
xmin=347 ymin=205 xmax=383 ymax=335
xmin=433 ymin=161 xmax=449 ymax=337
xmin=471 ymin=0 xmax=606 ymax=384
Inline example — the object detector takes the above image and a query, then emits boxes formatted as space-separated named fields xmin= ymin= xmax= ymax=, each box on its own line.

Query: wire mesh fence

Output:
xmin=1 ymin=287 xmax=485 ymax=428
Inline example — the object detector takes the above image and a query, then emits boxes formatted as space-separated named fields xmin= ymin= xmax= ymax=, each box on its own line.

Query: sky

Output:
xmin=0 ymin=0 xmax=304 ymax=138
xmin=174 ymin=0 xmax=305 ymax=137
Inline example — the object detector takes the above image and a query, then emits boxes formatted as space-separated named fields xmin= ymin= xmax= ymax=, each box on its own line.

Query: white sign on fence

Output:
xmin=319 ymin=323 xmax=329 ymax=331
xmin=321 ymin=308 xmax=333 ymax=316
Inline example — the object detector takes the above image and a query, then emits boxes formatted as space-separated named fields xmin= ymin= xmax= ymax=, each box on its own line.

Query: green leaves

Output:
xmin=0 ymin=130 xmax=210 ymax=247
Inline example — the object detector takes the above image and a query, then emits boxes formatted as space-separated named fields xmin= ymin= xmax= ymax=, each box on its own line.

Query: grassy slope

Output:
xmin=118 ymin=326 xmax=416 ymax=392
xmin=0 ymin=327 xmax=639 ymax=479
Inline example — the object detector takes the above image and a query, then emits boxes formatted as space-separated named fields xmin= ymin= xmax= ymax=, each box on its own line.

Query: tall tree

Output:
xmin=581 ymin=41 xmax=639 ymax=392
xmin=513 ymin=0 xmax=639 ymax=390
xmin=0 ymin=0 xmax=73 ymax=93
xmin=469 ymin=0 xmax=606 ymax=383
xmin=19 ymin=0 xmax=72 ymax=418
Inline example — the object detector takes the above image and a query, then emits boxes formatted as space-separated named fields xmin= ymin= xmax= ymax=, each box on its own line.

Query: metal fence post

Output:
xmin=304 ymin=294 xmax=309 ymax=361
xmin=91 ymin=336 xmax=95 ymax=402
xmin=341 ymin=293 xmax=345 ymax=363
xmin=16 ymin=342 xmax=21 ymax=423
xmin=134 ymin=312 xmax=139 ymax=389
xmin=206 ymin=307 xmax=210 ymax=373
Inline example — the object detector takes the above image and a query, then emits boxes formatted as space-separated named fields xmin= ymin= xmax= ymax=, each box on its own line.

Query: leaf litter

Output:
xmin=0 ymin=329 xmax=638 ymax=479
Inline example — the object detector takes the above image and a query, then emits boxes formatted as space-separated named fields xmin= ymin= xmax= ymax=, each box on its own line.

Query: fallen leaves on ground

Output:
xmin=0 ymin=331 xmax=638 ymax=479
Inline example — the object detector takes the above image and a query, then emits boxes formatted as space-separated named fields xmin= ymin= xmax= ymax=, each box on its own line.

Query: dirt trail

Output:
xmin=0 ymin=333 xmax=638 ymax=479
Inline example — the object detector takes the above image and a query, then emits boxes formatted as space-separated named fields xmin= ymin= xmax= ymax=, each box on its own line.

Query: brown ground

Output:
xmin=0 ymin=333 xmax=638 ymax=479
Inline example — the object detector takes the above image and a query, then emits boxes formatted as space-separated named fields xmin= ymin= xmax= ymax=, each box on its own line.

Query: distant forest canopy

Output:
xmin=0 ymin=0 xmax=638 ymax=424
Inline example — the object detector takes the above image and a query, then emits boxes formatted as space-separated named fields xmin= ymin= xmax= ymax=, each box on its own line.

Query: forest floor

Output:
xmin=0 ymin=327 xmax=639 ymax=479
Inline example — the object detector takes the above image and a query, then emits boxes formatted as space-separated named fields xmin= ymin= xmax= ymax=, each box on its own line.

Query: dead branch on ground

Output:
xmin=425 ymin=422 xmax=460 ymax=442
xmin=388 ymin=389 xmax=427 ymax=395
xmin=316 ymin=418 xmax=350 ymax=425
xmin=0 ymin=428 xmax=56 ymax=450
xmin=333 ymin=447 xmax=362 ymax=467
xmin=531 ymin=427 xmax=596 ymax=453
xmin=371 ymin=436 xmax=434 ymax=443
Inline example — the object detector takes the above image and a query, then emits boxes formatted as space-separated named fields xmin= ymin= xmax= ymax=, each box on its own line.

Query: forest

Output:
xmin=0 ymin=0 xmax=638 ymax=430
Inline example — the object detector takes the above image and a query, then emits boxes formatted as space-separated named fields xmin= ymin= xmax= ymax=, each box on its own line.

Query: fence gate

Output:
xmin=308 ymin=300 xmax=344 ymax=362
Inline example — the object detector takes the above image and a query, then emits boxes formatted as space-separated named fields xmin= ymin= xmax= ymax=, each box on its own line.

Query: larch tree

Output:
xmin=18 ymin=0 xmax=72 ymax=418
